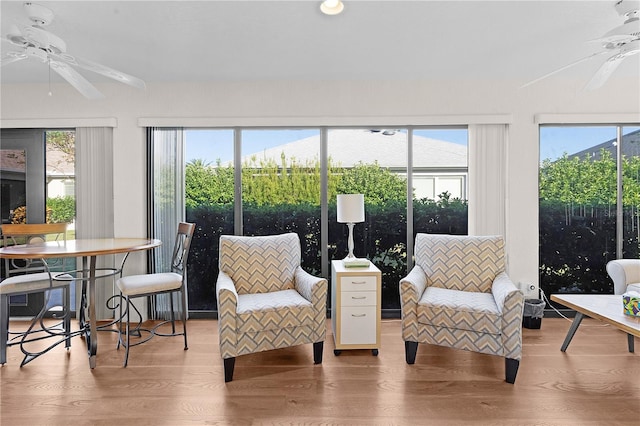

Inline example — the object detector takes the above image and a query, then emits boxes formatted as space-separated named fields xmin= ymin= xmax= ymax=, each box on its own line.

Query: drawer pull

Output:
xmin=351 ymin=281 xmax=367 ymax=284
xmin=351 ymin=296 xmax=367 ymax=300
xmin=351 ymin=313 xmax=367 ymax=317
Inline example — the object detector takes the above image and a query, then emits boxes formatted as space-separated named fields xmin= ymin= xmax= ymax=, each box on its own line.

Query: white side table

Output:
xmin=330 ymin=260 xmax=381 ymax=356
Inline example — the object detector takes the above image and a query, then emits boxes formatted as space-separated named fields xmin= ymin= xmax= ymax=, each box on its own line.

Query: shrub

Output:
xmin=46 ymin=196 xmax=75 ymax=223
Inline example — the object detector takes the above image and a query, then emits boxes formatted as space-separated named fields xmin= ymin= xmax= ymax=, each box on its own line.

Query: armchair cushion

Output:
xmin=417 ymin=287 xmax=501 ymax=334
xmin=236 ymin=289 xmax=314 ymax=333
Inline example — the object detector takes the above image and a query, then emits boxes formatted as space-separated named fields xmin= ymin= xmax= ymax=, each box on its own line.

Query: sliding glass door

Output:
xmin=158 ymin=125 xmax=469 ymax=315
xmin=539 ymin=125 xmax=640 ymax=295
xmin=184 ymin=129 xmax=235 ymax=311
xmin=327 ymin=128 xmax=408 ymax=310
xmin=1 ymin=129 xmax=76 ymax=316
xmin=241 ymin=129 xmax=322 ymax=275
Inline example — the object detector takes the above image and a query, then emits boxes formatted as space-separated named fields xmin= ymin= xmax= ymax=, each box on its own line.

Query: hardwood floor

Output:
xmin=1 ymin=317 xmax=638 ymax=425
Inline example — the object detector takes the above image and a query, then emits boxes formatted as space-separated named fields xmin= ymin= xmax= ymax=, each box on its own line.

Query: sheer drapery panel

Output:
xmin=148 ymin=128 xmax=186 ymax=319
xmin=75 ymin=127 xmax=115 ymax=319
xmin=468 ymin=124 xmax=507 ymax=237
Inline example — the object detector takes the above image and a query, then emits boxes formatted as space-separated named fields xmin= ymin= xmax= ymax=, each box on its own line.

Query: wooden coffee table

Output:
xmin=551 ymin=294 xmax=640 ymax=353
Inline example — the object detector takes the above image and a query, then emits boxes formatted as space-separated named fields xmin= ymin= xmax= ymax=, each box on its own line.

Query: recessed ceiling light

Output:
xmin=320 ymin=0 xmax=344 ymax=16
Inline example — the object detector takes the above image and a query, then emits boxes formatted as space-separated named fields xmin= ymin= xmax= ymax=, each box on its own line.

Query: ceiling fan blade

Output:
xmin=49 ymin=60 xmax=105 ymax=99
xmin=585 ymin=40 xmax=640 ymax=90
xmin=584 ymin=53 xmax=626 ymax=90
xmin=1 ymin=51 xmax=28 ymax=67
xmin=520 ymin=50 xmax=609 ymax=88
xmin=589 ymin=18 xmax=640 ymax=47
xmin=53 ymin=53 xmax=146 ymax=90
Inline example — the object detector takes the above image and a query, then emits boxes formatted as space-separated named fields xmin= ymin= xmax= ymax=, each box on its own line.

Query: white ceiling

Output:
xmin=1 ymin=0 xmax=639 ymax=88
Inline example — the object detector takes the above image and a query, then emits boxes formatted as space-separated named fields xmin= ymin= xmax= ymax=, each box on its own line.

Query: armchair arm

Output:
xmin=216 ymin=271 xmax=239 ymax=359
xmin=400 ymin=265 xmax=428 ymax=305
xmin=399 ymin=265 xmax=428 ymax=341
xmin=491 ymin=272 xmax=525 ymax=360
xmin=607 ymin=260 xmax=640 ymax=295
xmin=491 ymin=272 xmax=521 ymax=310
xmin=294 ymin=267 xmax=328 ymax=342
xmin=294 ymin=267 xmax=327 ymax=305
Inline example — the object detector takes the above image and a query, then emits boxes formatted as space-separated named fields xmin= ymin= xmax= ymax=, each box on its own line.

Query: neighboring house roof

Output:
xmin=243 ymin=129 xmax=467 ymax=170
xmin=1 ymin=148 xmax=73 ymax=177
xmin=569 ymin=129 xmax=640 ymax=161
xmin=0 ymin=150 xmax=25 ymax=173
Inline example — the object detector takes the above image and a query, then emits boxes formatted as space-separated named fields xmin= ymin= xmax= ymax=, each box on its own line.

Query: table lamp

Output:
xmin=337 ymin=194 xmax=370 ymax=267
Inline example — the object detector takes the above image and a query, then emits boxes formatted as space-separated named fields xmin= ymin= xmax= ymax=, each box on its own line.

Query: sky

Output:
xmin=185 ymin=128 xmax=469 ymax=165
xmin=186 ymin=129 xmax=315 ymax=165
xmin=185 ymin=126 xmax=640 ymax=165
xmin=539 ymin=126 xmax=639 ymax=161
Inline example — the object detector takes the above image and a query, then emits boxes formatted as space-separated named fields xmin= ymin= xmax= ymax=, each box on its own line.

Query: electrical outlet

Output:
xmin=518 ymin=282 xmax=536 ymax=292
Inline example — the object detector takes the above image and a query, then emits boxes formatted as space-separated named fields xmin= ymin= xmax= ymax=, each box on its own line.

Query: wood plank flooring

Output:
xmin=1 ymin=317 xmax=638 ymax=425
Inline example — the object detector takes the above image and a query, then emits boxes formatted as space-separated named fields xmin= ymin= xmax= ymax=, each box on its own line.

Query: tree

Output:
xmin=185 ymin=159 xmax=234 ymax=207
xmin=334 ymin=161 xmax=407 ymax=205
xmin=46 ymin=131 xmax=75 ymax=174
xmin=186 ymin=155 xmax=409 ymax=208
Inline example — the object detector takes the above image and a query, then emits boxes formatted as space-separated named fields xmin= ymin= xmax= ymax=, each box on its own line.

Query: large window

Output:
xmin=539 ymin=125 xmax=640 ymax=295
xmin=163 ymin=126 xmax=469 ymax=315
xmin=328 ymin=129 xmax=409 ymax=310
xmin=241 ymin=129 xmax=322 ymax=274
xmin=413 ymin=128 xmax=468 ymax=234
xmin=184 ymin=129 xmax=234 ymax=310
xmin=0 ymin=129 xmax=76 ymax=315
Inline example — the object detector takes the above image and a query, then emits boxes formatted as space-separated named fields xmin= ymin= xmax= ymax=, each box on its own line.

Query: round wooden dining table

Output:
xmin=0 ymin=238 xmax=161 ymax=368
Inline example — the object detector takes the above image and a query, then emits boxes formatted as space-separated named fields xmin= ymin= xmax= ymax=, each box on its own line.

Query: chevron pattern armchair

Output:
xmin=216 ymin=233 xmax=328 ymax=382
xmin=400 ymin=233 xmax=525 ymax=383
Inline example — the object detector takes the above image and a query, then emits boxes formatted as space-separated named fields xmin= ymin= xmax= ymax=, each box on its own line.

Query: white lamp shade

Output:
xmin=337 ymin=194 xmax=365 ymax=223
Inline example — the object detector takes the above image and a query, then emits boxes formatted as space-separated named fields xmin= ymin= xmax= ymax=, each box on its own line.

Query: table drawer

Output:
xmin=340 ymin=275 xmax=376 ymax=292
xmin=340 ymin=306 xmax=377 ymax=344
xmin=341 ymin=290 xmax=376 ymax=307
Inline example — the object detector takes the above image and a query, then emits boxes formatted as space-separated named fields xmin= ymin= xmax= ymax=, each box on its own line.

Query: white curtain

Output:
xmin=148 ymin=128 xmax=186 ymax=319
xmin=468 ymin=124 xmax=508 ymax=237
xmin=75 ymin=127 xmax=115 ymax=319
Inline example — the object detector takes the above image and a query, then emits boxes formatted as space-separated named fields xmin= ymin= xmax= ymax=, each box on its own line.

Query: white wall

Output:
xmin=2 ymin=76 xmax=639 ymax=296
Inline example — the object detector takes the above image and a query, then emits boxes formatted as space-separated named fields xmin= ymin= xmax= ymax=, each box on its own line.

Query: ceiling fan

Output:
xmin=1 ymin=2 xmax=145 ymax=99
xmin=522 ymin=0 xmax=640 ymax=90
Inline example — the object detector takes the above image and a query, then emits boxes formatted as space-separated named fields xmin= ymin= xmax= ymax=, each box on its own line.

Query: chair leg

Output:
xmin=169 ymin=293 xmax=176 ymax=334
xmin=63 ymin=285 xmax=71 ymax=350
xmin=116 ymin=292 xmax=124 ymax=350
xmin=180 ymin=288 xmax=188 ymax=350
xmin=313 ymin=341 xmax=323 ymax=364
xmin=123 ymin=296 xmax=131 ymax=368
xmin=405 ymin=341 xmax=418 ymax=364
xmin=224 ymin=357 xmax=235 ymax=382
xmin=505 ymin=357 xmax=519 ymax=384
xmin=1 ymin=295 xmax=8 ymax=365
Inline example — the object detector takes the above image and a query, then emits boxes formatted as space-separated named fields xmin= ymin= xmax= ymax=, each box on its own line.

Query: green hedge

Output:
xmin=539 ymin=200 xmax=640 ymax=294
xmin=186 ymin=197 xmax=468 ymax=311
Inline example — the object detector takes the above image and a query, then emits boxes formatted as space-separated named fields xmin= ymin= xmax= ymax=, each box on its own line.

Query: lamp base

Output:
xmin=342 ymin=257 xmax=371 ymax=268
